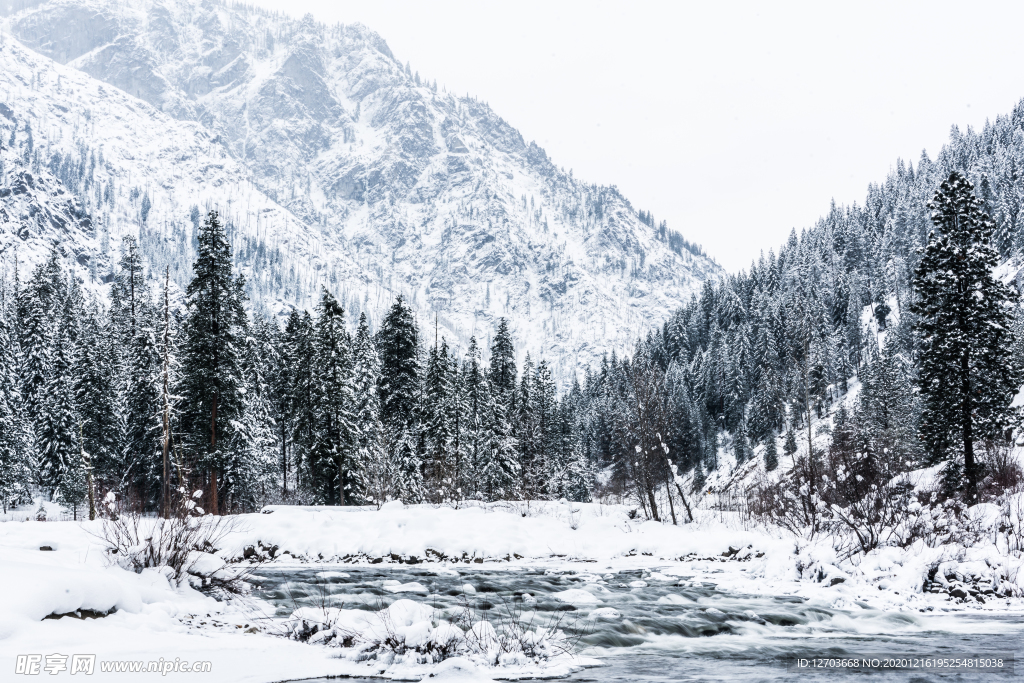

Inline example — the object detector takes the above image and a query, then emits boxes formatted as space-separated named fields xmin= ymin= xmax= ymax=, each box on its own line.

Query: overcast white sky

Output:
xmin=249 ymin=0 xmax=1024 ymax=272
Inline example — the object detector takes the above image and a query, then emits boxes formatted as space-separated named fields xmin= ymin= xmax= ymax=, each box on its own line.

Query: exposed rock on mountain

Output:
xmin=2 ymin=0 xmax=722 ymax=379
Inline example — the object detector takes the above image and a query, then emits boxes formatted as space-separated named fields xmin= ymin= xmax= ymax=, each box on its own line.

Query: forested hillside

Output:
xmin=573 ymin=105 xmax=1024 ymax=522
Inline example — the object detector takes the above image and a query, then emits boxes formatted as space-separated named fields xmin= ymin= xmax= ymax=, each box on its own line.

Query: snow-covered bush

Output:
xmin=97 ymin=488 xmax=246 ymax=591
xmin=283 ymin=595 xmax=582 ymax=669
xmin=893 ymin=496 xmax=990 ymax=550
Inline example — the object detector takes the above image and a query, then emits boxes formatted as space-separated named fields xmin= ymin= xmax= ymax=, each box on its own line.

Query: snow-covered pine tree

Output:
xmin=226 ymin=315 xmax=277 ymax=511
xmin=748 ymin=331 xmax=785 ymax=445
xmin=423 ymin=337 xmax=456 ymax=502
xmin=179 ymin=210 xmax=248 ymax=514
xmin=532 ymin=359 xmax=557 ymax=495
xmin=157 ymin=267 xmax=180 ymax=518
xmin=856 ymin=342 xmax=920 ymax=466
xmin=265 ymin=314 xmax=292 ymax=496
xmin=17 ymin=256 xmax=58 ymax=437
xmin=377 ymin=296 xmax=420 ymax=432
xmin=448 ymin=348 xmax=468 ymax=501
xmin=481 ymin=378 xmax=519 ymax=500
xmin=551 ymin=390 xmax=592 ymax=502
xmin=308 ymin=289 xmax=358 ymax=505
xmin=763 ymin=432 xmax=779 ymax=471
xmin=121 ymin=320 xmax=161 ymax=508
xmin=488 ymin=318 xmax=516 ymax=397
xmin=111 ymin=235 xmax=147 ymax=341
xmin=911 ymin=171 xmax=1022 ymax=500
xmin=461 ymin=337 xmax=487 ymax=498
xmin=74 ymin=303 xmax=118 ymax=490
xmin=287 ymin=310 xmax=316 ymax=494
xmin=0 ymin=273 xmax=30 ymax=510
xmin=376 ymin=296 xmax=422 ymax=502
xmin=783 ymin=426 xmax=798 ymax=462
xmin=37 ymin=306 xmax=82 ymax=512
xmin=352 ymin=312 xmax=389 ymax=506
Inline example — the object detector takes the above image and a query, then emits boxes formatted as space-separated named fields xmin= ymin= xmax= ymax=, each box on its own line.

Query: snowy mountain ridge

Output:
xmin=0 ymin=0 xmax=722 ymax=381
xmin=0 ymin=36 xmax=368 ymax=306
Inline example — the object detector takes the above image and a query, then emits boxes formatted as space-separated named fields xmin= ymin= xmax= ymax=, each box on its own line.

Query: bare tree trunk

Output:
xmin=665 ymin=477 xmax=677 ymax=525
xmin=646 ymin=475 xmax=660 ymax=522
xmin=338 ymin=456 xmax=346 ymax=506
xmin=160 ymin=267 xmax=172 ymax=519
xmin=670 ymin=477 xmax=695 ymax=523
xmin=210 ymin=395 xmax=219 ymax=515
xmin=804 ymin=333 xmax=813 ymax=462
xmin=80 ymin=420 xmax=96 ymax=521
xmin=963 ymin=351 xmax=977 ymax=501
xmin=210 ymin=470 xmax=218 ymax=515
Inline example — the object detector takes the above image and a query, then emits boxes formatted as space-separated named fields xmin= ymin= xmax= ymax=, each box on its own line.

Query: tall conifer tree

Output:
xmin=911 ymin=171 xmax=1021 ymax=500
xmin=179 ymin=210 xmax=247 ymax=514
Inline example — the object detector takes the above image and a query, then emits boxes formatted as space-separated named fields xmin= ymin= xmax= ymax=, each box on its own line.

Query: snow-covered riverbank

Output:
xmin=2 ymin=501 xmax=1023 ymax=682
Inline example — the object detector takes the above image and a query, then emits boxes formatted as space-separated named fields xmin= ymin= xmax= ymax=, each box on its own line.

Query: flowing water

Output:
xmin=253 ymin=565 xmax=1024 ymax=682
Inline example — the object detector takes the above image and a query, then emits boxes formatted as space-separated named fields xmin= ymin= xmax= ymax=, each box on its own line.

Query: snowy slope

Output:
xmin=0 ymin=36 xmax=374 ymax=312
xmin=0 ymin=139 xmax=97 ymax=282
xmin=2 ymin=0 xmax=722 ymax=381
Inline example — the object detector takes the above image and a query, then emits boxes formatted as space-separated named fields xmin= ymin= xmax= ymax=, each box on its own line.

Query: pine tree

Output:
xmin=488 ymin=318 xmax=517 ymax=396
xmin=516 ymin=353 xmax=536 ymax=495
xmin=352 ymin=313 xmax=389 ymax=505
xmin=227 ymin=316 xmax=277 ymax=511
xmin=376 ymin=296 xmax=422 ymax=501
xmin=111 ymin=235 xmax=147 ymax=341
xmin=911 ymin=171 xmax=1022 ymax=500
xmin=377 ymin=296 xmax=420 ymax=433
xmin=120 ymin=321 xmax=161 ymax=508
xmin=481 ymin=379 xmax=519 ymax=500
xmin=179 ymin=210 xmax=247 ymax=514
xmin=74 ymin=305 xmax=118 ymax=489
xmin=551 ymin=398 xmax=592 ymax=502
xmin=423 ymin=337 xmax=456 ymax=501
xmin=461 ymin=337 xmax=487 ymax=498
xmin=0 ymin=275 xmax=30 ymax=510
xmin=288 ymin=310 xmax=316 ymax=493
xmin=18 ymin=262 xmax=55 ymax=435
xmin=38 ymin=316 xmax=80 ymax=510
xmin=532 ymin=359 xmax=556 ymax=494
xmin=268 ymin=313 xmax=295 ymax=496
xmin=307 ymin=289 xmax=357 ymax=505
xmin=783 ymin=426 xmax=798 ymax=461
xmin=763 ymin=432 xmax=779 ymax=471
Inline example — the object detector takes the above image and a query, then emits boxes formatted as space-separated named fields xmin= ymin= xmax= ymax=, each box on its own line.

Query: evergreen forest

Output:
xmin=4 ymin=107 xmax=1024 ymax=523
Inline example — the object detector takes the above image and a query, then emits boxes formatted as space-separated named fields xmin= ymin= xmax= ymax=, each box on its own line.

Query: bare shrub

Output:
xmin=96 ymin=486 xmax=247 ymax=591
xmin=980 ymin=439 xmax=1024 ymax=499
xmin=748 ymin=453 xmax=828 ymax=538
xmin=448 ymin=592 xmax=586 ymax=662
xmin=892 ymin=494 xmax=989 ymax=549
xmin=997 ymin=492 xmax=1024 ymax=557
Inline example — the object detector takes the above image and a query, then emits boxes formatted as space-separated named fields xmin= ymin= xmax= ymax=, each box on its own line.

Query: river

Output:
xmin=253 ymin=565 xmax=1023 ymax=682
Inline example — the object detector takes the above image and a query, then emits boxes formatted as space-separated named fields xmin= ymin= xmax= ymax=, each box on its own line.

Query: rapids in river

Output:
xmin=253 ymin=565 xmax=1023 ymax=682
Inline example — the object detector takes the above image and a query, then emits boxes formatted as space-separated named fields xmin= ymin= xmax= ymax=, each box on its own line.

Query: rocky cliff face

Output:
xmin=3 ymin=0 xmax=722 ymax=380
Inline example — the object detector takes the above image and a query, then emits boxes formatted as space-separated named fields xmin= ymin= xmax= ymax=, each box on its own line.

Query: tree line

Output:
xmin=0 ymin=211 xmax=593 ymax=516
xmin=5 ymin=102 xmax=1024 ymax=523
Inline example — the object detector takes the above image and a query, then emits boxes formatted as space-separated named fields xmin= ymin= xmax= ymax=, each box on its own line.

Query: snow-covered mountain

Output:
xmin=0 ymin=37 xmax=367 ymax=306
xmin=0 ymin=0 xmax=722 ymax=380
